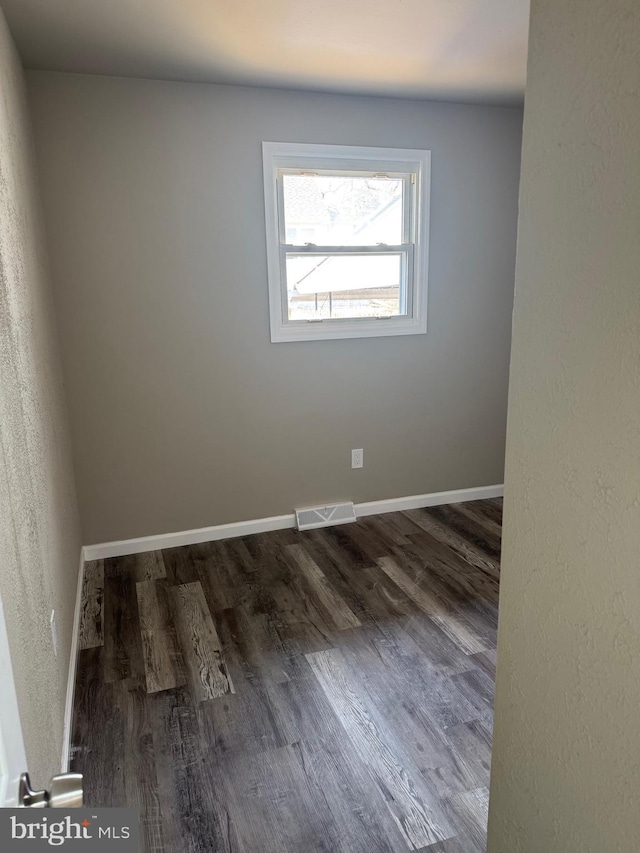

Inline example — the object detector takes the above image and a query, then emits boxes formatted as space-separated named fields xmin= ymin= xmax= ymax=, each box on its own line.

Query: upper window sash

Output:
xmin=275 ymin=167 xmax=415 ymax=248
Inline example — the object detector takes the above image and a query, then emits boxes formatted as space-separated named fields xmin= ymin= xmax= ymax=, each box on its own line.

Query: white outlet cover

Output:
xmin=352 ymin=448 xmax=364 ymax=469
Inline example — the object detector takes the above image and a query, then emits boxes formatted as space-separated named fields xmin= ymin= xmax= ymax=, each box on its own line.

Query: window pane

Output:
xmin=286 ymin=254 xmax=403 ymax=320
xmin=282 ymin=174 xmax=403 ymax=246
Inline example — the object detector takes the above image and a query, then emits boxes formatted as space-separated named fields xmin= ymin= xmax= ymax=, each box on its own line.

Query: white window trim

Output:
xmin=262 ymin=141 xmax=431 ymax=343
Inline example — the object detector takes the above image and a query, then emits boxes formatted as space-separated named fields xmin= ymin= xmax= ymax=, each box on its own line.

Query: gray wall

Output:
xmin=0 ymin=11 xmax=82 ymax=786
xmin=488 ymin=0 xmax=640 ymax=851
xmin=27 ymin=72 xmax=522 ymax=544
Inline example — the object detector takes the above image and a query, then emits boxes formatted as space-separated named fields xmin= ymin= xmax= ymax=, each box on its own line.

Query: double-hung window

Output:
xmin=262 ymin=142 xmax=430 ymax=342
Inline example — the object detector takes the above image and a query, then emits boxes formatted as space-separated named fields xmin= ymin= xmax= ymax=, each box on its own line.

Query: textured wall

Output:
xmin=488 ymin=1 xmax=640 ymax=851
xmin=0 ymin=10 xmax=82 ymax=786
xmin=27 ymin=73 xmax=522 ymax=544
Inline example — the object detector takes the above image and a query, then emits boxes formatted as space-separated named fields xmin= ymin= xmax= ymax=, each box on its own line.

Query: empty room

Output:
xmin=1 ymin=1 xmax=638 ymax=852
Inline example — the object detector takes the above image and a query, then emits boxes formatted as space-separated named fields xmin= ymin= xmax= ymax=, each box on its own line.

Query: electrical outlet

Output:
xmin=351 ymin=448 xmax=364 ymax=469
xmin=50 ymin=610 xmax=58 ymax=657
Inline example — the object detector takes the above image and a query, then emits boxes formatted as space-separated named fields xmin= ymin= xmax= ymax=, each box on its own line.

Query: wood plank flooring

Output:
xmin=72 ymin=498 xmax=501 ymax=853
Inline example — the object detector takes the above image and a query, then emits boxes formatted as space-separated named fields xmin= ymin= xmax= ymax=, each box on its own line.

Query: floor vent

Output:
xmin=295 ymin=501 xmax=357 ymax=531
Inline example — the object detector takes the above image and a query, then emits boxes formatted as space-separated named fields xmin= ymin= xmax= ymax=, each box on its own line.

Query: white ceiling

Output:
xmin=1 ymin=0 xmax=530 ymax=104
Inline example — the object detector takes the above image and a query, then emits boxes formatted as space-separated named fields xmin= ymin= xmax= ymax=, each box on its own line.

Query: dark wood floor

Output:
xmin=72 ymin=499 xmax=502 ymax=853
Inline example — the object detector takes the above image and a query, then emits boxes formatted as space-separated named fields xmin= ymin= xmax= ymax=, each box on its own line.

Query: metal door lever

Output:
xmin=19 ymin=772 xmax=83 ymax=808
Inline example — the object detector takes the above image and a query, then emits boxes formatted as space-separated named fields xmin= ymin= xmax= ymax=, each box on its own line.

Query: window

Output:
xmin=262 ymin=142 xmax=430 ymax=343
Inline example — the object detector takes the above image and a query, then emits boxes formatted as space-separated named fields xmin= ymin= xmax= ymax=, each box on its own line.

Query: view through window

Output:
xmin=283 ymin=173 xmax=404 ymax=321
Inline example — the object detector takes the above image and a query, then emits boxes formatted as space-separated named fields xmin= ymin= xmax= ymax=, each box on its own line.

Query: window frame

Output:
xmin=262 ymin=142 xmax=431 ymax=343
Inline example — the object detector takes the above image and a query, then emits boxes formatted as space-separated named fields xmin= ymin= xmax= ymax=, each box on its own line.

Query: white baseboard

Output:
xmin=355 ymin=484 xmax=504 ymax=517
xmin=83 ymin=513 xmax=298 ymax=561
xmin=61 ymin=549 xmax=85 ymax=773
xmin=82 ymin=484 xmax=503 ymax=561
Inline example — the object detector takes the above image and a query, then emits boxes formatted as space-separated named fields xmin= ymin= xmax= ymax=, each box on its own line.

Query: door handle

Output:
xmin=19 ymin=772 xmax=83 ymax=808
